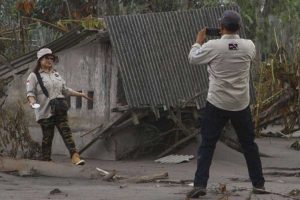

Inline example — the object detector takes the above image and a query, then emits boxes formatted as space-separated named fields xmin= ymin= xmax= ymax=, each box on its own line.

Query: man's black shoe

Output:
xmin=186 ymin=186 xmax=207 ymax=198
xmin=252 ymin=186 xmax=269 ymax=194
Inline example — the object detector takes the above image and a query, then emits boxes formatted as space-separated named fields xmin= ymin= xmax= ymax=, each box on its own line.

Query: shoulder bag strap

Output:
xmin=34 ymin=72 xmax=49 ymax=98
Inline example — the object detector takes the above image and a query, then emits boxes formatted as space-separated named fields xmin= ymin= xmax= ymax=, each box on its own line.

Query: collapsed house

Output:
xmin=0 ymin=6 xmax=253 ymax=160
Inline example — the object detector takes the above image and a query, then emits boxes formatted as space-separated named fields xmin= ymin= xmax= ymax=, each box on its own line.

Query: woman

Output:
xmin=26 ymin=48 xmax=91 ymax=165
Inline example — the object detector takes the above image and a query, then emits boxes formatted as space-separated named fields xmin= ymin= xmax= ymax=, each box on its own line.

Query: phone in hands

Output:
xmin=206 ymin=28 xmax=221 ymax=36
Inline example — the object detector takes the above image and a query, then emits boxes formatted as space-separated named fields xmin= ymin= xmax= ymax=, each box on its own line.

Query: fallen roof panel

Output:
xmin=105 ymin=6 xmax=254 ymax=109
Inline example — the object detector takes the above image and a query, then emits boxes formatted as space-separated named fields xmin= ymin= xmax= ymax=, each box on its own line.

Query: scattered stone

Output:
xmin=48 ymin=188 xmax=68 ymax=198
xmin=18 ymin=168 xmax=38 ymax=177
xmin=289 ymin=189 xmax=300 ymax=196
xmin=290 ymin=141 xmax=300 ymax=150
xmin=49 ymin=188 xmax=62 ymax=195
xmin=219 ymin=183 xmax=227 ymax=194
xmin=119 ymin=184 xmax=127 ymax=189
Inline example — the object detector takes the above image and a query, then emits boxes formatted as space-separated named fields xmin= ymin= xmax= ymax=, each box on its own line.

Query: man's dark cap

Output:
xmin=220 ymin=10 xmax=241 ymax=28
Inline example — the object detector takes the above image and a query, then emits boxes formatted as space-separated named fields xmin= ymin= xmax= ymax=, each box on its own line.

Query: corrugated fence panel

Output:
xmin=105 ymin=6 xmax=255 ymax=109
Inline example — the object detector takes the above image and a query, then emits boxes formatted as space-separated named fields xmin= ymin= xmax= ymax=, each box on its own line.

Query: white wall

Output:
xmin=56 ymin=41 xmax=119 ymax=129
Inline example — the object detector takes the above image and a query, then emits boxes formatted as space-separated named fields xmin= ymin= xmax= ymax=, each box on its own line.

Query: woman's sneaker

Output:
xmin=71 ymin=153 xmax=85 ymax=165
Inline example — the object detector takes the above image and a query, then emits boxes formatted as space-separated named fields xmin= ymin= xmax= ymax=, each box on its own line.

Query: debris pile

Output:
xmin=0 ymin=102 xmax=41 ymax=159
xmin=254 ymin=40 xmax=300 ymax=136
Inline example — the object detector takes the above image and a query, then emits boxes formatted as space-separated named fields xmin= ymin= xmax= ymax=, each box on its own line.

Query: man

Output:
xmin=186 ymin=10 xmax=266 ymax=198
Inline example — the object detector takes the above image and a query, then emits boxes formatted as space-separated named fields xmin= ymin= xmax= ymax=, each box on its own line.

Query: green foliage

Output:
xmin=189 ymin=0 xmax=223 ymax=8
xmin=31 ymin=0 xmax=96 ymax=22
xmin=0 ymin=0 xmax=299 ymax=62
xmin=80 ymin=17 xmax=105 ymax=29
xmin=0 ymin=0 xmax=19 ymax=24
xmin=32 ymin=0 xmax=66 ymax=22
xmin=105 ymin=0 xmax=182 ymax=14
xmin=146 ymin=0 xmax=181 ymax=12
xmin=57 ymin=17 xmax=105 ymax=31
xmin=235 ymin=0 xmax=257 ymax=40
xmin=256 ymin=0 xmax=300 ymax=57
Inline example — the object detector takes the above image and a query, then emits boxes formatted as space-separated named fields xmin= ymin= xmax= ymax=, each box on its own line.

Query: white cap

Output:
xmin=37 ymin=48 xmax=54 ymax=60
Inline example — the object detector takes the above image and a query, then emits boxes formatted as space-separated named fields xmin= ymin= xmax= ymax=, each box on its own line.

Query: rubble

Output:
xmin=254 ymin=41 xmax=300 ymax=136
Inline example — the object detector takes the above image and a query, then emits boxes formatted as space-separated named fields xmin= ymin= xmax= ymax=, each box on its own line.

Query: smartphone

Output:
xmin=206 ymin=28 xmax=221 ymax=36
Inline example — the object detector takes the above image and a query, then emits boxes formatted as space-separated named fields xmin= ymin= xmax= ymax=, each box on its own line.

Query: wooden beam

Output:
xmin=79 ymin=112 xmax=130 ymax=154
xmin=158 ymin=131 xmax=198 ymax=158
xmin=127 ymin=172 xmax=168 ymax=183
xmin=0 ymin=156 xmax=100 ymax=179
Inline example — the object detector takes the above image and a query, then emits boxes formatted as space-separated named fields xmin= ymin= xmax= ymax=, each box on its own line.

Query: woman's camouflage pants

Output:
xmin=38 ymin=114 xmax=77 ymax=161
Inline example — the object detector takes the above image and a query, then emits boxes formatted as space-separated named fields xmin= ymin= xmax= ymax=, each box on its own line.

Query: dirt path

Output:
xmin=0 ymin=138 xmax=300 ymax=200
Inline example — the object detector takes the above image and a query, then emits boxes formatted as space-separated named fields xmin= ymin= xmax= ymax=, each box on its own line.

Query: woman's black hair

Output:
xmin=33 ymin=59 xmax=42 ymax=73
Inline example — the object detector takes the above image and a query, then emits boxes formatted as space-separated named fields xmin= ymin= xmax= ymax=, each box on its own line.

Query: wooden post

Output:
xmin=132 ymin=112 xmax=140 ymax=125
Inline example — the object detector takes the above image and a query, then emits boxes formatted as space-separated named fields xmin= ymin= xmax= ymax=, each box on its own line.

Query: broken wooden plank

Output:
xmin=90 ymin=166 xmax=169 ymax=183
xmin=168 ymin=109 xmax=191 ymax=137
xmin=114 ymin=117 xmax=134 ymax=129
xmin=151 ymin=106 xmax=160 ymax=120
xmin=220 ymin=136 xmax=272 ymax=157
xmin=80 ymin=124 xmax=103 ymax=137
xmin=252 ymin=188 xmax=300 ymax=200
xmin=132 ymin=112 xmax=140 ymax=125
xmin=264 ymin=167 xmax=300 ymax=171
xmin=258 ymin=88 xmax=294 ymax=119
xmin=111 ymin=105 xmax=129 ymax=112
xmin=111 ymin=112 xmax=149 ymax=134
xmin=127 ymin=172 xmax=168 ymax=183
xmin=79 ymin=111 xmax=130 ymax=154
xmin=102 ymin=169 xmax=116 ymax=181
xmin=264 ymin=171 xmax=300 ymax=177
xmin=156 ymin=179 xmax=193 ymax=184
xmin=180 ymin=90 xmax=207 ymax=109
xmin=158 ymin=131 xmax=198 ymax=158
xmin=96 ymin=167 xmax=109 ymax=175
xmin=0 ymin=156 xmax=100 ymax=179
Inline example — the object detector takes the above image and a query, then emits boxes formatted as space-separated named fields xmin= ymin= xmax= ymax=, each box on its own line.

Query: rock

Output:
xmin=290 ymin=141 xmax=300 ymax=150
xmin=289 ymin=189 xmax=300 ymax=196
xmin=49 ymin=188 xmax=62 ymax=195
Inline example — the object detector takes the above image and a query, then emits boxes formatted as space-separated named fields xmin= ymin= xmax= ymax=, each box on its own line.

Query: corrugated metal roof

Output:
xmin=0 ymin=28 xmax=108 ymax=78
xmin=105 ymin=6 xmax=255 ymax=109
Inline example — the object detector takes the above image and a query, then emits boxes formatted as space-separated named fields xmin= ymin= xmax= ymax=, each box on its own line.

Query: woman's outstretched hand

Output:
xmin=81 ymin=93 xmax=93 ymax=101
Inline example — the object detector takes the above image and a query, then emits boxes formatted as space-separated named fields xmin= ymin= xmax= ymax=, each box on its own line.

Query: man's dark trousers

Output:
xmin=194 ymin=102 xmax=265 ymax=188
